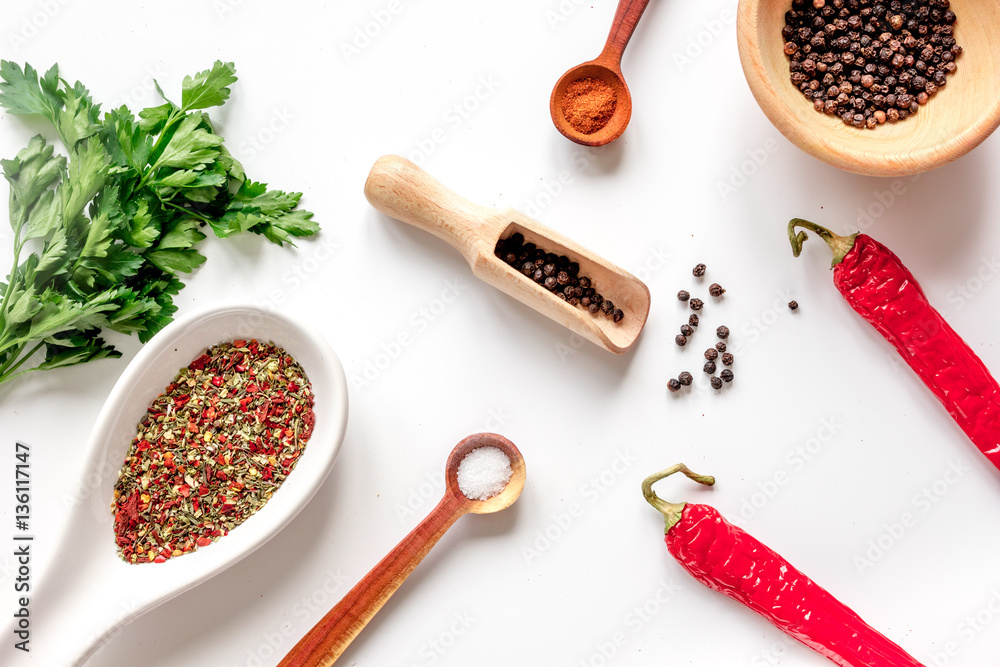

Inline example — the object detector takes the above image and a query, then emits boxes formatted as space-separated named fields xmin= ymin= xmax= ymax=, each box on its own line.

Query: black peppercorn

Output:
xmin=716 ymin=325 xmax=730 ymax=339
xmin=613 ymin=309 xmax=624 ymax=323
xmin=704 ymin=361 xmax=717 ymax=374
xmin=680 ymin=324 xmax=694 ymax=337
xmin=668 ymin=378 xmax=682 ymax=393
xmin=709 ymin=283 xmax=726 ymax=297
xmin=689 ymin=298 xmax=704 ymax=311
xmin=601 ymin=300 xmax=614 ymax=316
xmin=675 ymin=334 xmax=688 ymax=347
xmin=688 ymin=314 xmax=699 ymax=327
xmin=782 ymin=1 xmax=962 ymax=128
xmin=678 ymin=371 xmax=693 ymax=386
xmin=721 ymin=369 xmax=734 ymax=383
xmin=692 ymin=263 xmax=706 ymax=277
xmin=715 ymin=341 xmax=727 ymax=353
xmin=789 ymin=300 xmax=799 ymax=310
xmin=722 ymin=352 xmax=734 ymax=366
xmin=705 ymin=348 xmax=718 ymax=361
xmin=677 ymin=290 xmax=690 ymax=302
xmin=710 ymin=376 xmax=723 ymax=390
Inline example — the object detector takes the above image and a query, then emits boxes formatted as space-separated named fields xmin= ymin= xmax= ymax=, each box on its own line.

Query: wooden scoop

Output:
xmin=550 ymin=0 xmax=652 ymax=146
xmin=364 ymin=155 xmax=650 ymax=354
xmin=277 ymin=433 xmax=526 ymax=667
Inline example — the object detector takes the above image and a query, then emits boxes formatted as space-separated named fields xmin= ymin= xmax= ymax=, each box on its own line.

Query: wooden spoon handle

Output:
xmin=599 ymin=0 xmax=652 ymax=68
xmin=277 ymin=494 xmax=467 ymax=667
xmin=364 ymin=155 xmax=503 ymax=264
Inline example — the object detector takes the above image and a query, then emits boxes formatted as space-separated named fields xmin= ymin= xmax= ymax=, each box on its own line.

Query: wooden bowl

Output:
xmin=737 ymin=0 xmax=1000 ymax=176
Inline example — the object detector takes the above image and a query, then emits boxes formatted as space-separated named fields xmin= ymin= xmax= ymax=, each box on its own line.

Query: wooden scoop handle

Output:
xmin=598 ymin=0 xmax=652 ymax=69
xmin=277 ymin=494 xmax=467 ymax=667
xmin=364 ymin=155 xmax=505 ymax=264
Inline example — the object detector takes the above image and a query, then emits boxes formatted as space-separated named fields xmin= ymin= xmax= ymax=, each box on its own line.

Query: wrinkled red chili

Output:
xmin=643 ymin=465 xmax=925 ymax=667
xmin=789 ymin=219 xmax=1000 ymax=469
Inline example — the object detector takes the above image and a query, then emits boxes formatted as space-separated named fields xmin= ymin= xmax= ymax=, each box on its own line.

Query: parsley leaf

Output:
xmin=181 ymin=61 xmax=237 ymax=111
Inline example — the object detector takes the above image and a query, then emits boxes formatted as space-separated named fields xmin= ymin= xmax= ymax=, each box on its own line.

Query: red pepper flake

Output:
xmin=189 ymin=354 xmax=212 ymax=370
xmin=110 ymin=339 xmax=315 ymax=565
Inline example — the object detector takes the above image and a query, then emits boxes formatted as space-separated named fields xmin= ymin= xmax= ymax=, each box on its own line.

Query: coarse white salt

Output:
xmin=457 ymin=446 xmax=512 ymax=501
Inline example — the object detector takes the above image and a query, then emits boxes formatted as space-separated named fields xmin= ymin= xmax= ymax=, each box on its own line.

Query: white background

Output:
xmin=2 ymin=1 xmax=1000 ymax=666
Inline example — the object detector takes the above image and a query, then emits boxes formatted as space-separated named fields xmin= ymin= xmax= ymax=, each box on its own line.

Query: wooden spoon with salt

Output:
xmin=550 ymin=0 xmax=651 ymax=146
xmin=277 ymin=433 xmax=526 ymax=667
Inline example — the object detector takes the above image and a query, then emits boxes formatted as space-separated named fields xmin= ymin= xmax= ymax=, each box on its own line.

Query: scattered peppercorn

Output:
xmin=789 ymin=300 xmax=799 ymax=311
xmin=721 ymin=369 xmax=734 ymax=383
xmin=710 ymin=376 xmax=723 ymax=390
xmin=693 ymin=263 xmax=706 ymax=277
xmin=716 ymin=341 xmax=727 ymax=353
xmin=689 ymin=314 xmax=699 ymax=327
xmin=716 ymin=325 xmax=730 ymax=339
xmin=704 ymin=360 xmax=717 ymax=374
xmin=722 ymin=352 xmax=734 ymax=366
xmin=675 ymin=334 xmax=688 ymax=347
xmin=680 ymin=324 xmax=694 ymax=337
xmin=705 ymin=348 xmax=719 ymax=361
xmin=495 ymin=233 xmax=624 ymax=324
xmin=709 ymin=283 xmax=726 ymax=297
xmin=677 ymin=290 xmax=690 ymax=302
xmin=668 ymin=378 xmax=682 ymax=392
xmin=678 ymin=371 xmax=694 ymax=386
xmin=782 ymin=0 xmax=963 ymax=129
xmin=689 ymin=298 xmax=704 ymax=311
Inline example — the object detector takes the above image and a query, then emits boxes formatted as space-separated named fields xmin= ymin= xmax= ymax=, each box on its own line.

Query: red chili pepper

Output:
xmin=642 ymin=465 xmax=925 ymax=667
xmin=789 ymin=219 xmax=1000 ymax=468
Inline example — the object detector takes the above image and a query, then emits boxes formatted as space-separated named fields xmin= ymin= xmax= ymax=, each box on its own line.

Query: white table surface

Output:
xmin=2 ymin=1 xmax=1000 ymax=665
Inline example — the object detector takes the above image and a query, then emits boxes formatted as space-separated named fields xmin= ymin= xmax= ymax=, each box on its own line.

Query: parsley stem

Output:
xmin=162 ymin=200 xmax=212 ymax=225
xmin=137 ymin=109 xmax=184 ymax=191
xmin=0 ymin=341 xmax=40 ymax=383
xmin=0 ymin=224 xmax=24 ymax=325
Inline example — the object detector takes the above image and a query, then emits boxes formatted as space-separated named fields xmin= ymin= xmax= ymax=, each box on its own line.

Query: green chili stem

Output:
xmin=788 ymin=219 xmax=858 ymax=268
xmin=641 ymin=464 xmax=715 ymax=534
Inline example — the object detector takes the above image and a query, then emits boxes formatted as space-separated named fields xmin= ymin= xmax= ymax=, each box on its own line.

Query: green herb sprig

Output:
xmin=0 ymin=61 xmax=318 ymax=388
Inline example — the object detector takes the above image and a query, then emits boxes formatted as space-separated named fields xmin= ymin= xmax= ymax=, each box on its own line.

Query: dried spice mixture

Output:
xmin=112 ymin=340 xmax=316 ymax=564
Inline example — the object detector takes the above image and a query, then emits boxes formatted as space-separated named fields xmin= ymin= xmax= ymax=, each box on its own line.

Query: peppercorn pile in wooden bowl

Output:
xmin=736 ymin=0 xmax=1000 ymax=176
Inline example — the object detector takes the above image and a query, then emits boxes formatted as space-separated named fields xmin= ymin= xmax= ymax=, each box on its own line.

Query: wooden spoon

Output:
xmin=277 ymin=433 xmax=526 ymax=667
xmin=364 ymin=155 xmax=650 ymax=354
xmin=550 ymin=0 xmax=652 ymax=146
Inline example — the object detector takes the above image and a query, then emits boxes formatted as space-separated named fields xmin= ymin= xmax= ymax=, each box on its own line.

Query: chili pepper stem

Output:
xmin=788 ymin=219 xmax=858 ymax=268
xmin=642 ymin=464 xmax=715 ymax=533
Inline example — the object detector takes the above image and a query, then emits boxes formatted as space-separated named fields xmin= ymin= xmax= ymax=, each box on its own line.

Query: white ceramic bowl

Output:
xmin=26 ymin=303 xmax=348 ymax=666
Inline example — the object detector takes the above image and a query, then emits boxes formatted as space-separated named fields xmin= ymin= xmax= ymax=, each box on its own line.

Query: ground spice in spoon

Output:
xmin=560 ymin=77 xmax=617 ymax=134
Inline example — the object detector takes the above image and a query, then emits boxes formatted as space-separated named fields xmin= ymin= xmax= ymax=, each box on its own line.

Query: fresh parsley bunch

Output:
xmin=0 ymin=61 xmax=318 ymax=388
